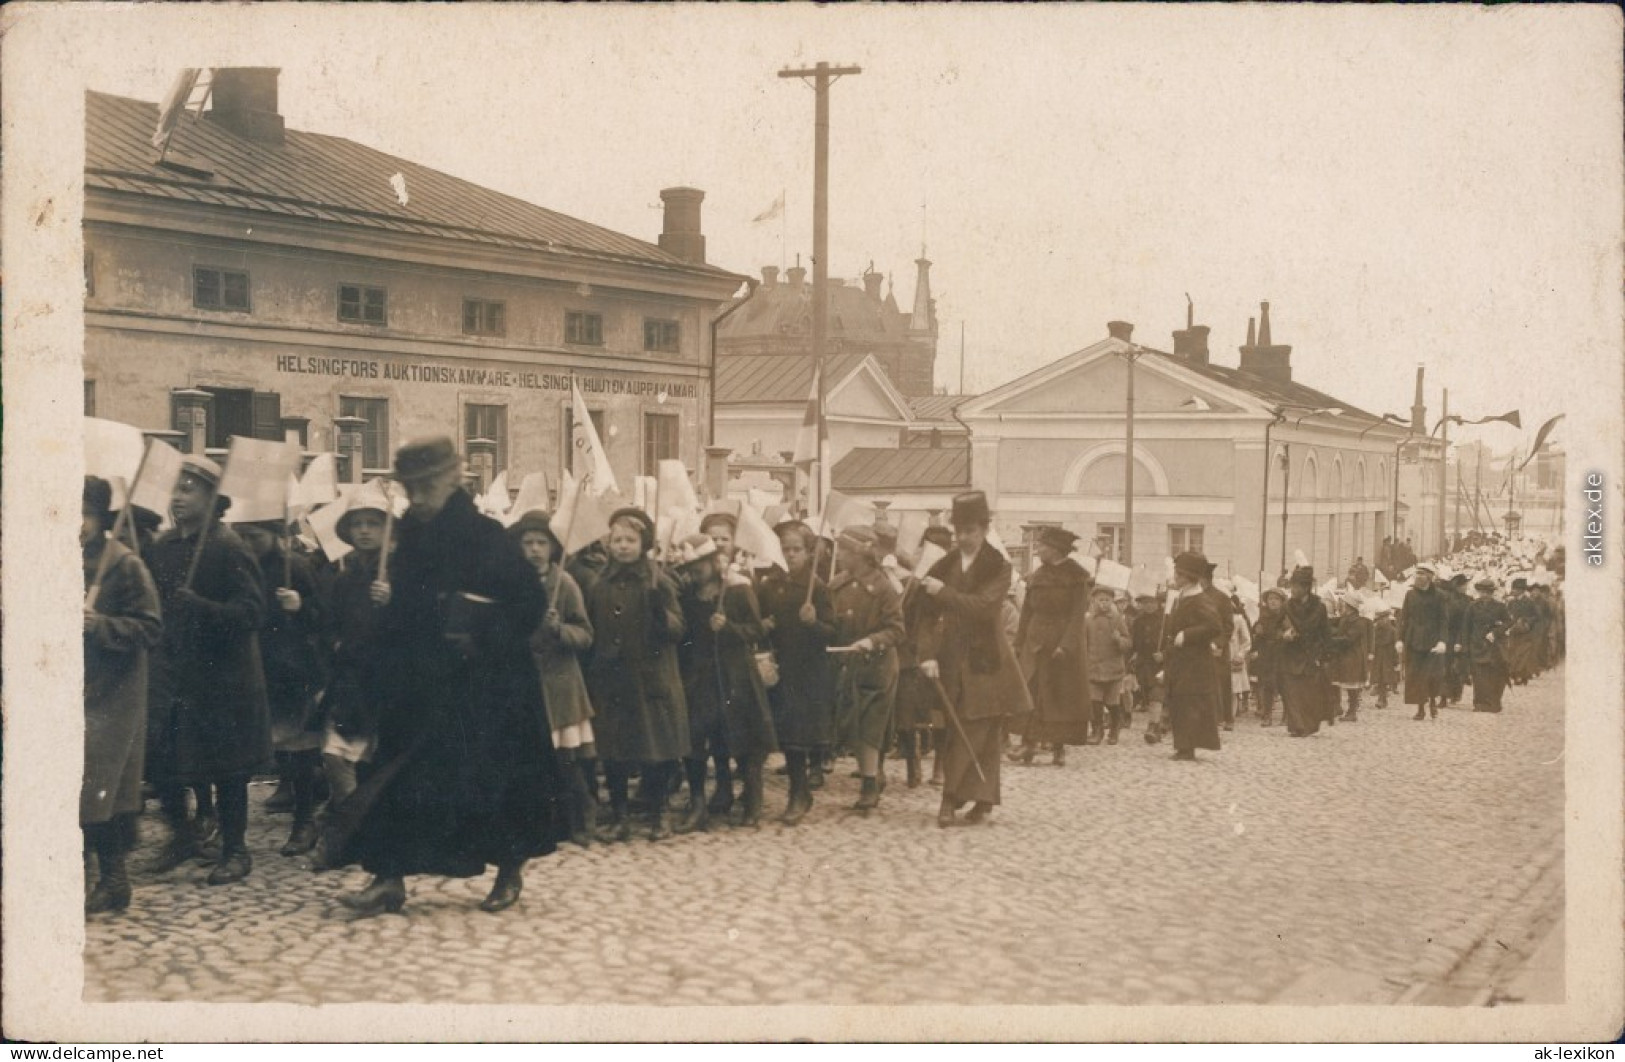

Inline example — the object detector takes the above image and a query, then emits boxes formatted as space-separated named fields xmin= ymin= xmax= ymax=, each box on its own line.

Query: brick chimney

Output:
xmin=785 ymin=263 xmax=808 ymax=290
xmin=205 ymin=68 xmax=285 ymax=145
xmin=1107 ymin=320 xmax=1134 ymax=342
xmin=1172 ymin=297 xmax=1211 ymax=366
xmin=1238 ymin=300 xmax=1292 ymax=383
xmin=761 ymin=265 xmax=779 ymax=288
xmin=658 ymin=187 xmax=706 ymax=265
xmin=1410 ymin=364 xmax=1427 ymax=435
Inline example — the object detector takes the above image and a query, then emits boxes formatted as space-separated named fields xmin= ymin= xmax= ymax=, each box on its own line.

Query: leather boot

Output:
xmin=1107 ymin=706 xmax=1121 ymax=745
xmin=648 ymin=807 xmax=673 ymax=842
xmin=479 ymin=863 xmax=523 ymax=913
xmin=808 ymin=758 xmax=826 ymax=791
xmin=572 ymin=759 xmax=597 ymax=848
xmin=1053 ymin=744 xmax=1067 ymax=767
xmin=597 ymin=801 xmax=631 ymax=843
xmin=707 ymin=756 xmax=734 ymax=816
xmin=905 ymin=753 xmax=922 ymax=788
xmin=853 ymin=776 xmax=880 ymax=811
xmin=342 ymin=874 xmax=406 ymax=917
xmin=781 ymin=758 xmax=812 ymax=826
xmin=146 ymin=817 xmax=197 ymax=874
xmin=206 ymin=846 xmax=252 ymax=886
xmin=674 ymin=793 xmax=709 ymax=835
xmin=929 ymin=731 xmax=946 ymax=787
xmin=280 ymin=818 xmax=319 ymax=857
xmin=1087 ymin=704 xmax=1105 ymax=745
xmin=964 ymin=801 xmax=992 ymax=825
xmin=85 ymin=829 xmax=131 ymax=915
xmin=739 ymin=758 xmax=764 ymax=828
xmin=937 ymin=797 xmax=957 ymax=828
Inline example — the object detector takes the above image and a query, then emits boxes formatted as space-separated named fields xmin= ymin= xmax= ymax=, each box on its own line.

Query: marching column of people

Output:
xmin=80 ymin=436 xmax=1560 ymax=919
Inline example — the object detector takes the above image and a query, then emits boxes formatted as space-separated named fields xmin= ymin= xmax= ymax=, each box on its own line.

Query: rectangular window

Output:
xmin=339 ymin=396 xmax=390 ymax=472
xmin=1170 ymin=524 xmax=1205 ymax=556
xmin=642 ymin=412 xmax=679 ymax=477
xmin=462 ymin=298 xmax=506 ymax=337
xmin=464 ymin=403 xmax=509 ymax=475
xmin=566 ymin=311 xmax=604 ymax=346
xmin=193 ymin=387 xmax=280 ymax=448
xmin=338 ymin=284 xmax=387 ymax=325
xmin=643 ymin=318 xmax=680 ymax=353
xmin=83 ymin=379 xmax=96 ymax=417
xmin=1096 ymin=523 xmax=1126 ymax=564
xmin=194 ymin=267 xmax=250 ymax=311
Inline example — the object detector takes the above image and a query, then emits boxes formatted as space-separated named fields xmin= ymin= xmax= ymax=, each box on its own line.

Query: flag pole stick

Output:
xmin=929 ymin=674 xmax=988 ymax=784
xmin=86 ymin=448 xmax=152 ymax=610
xmin=378 ymin=481 xmax=396 ymax=586
xmin=182 ymin=499 xmax=218 ymax=591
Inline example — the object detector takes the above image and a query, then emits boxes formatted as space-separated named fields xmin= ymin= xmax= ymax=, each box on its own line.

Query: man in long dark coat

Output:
xmin=1278 ymin=567 xmax=1331 ymax=737
xmin=327 ymin=438 xmax=566 ymax=917
xmin=1157 ymin=551 xmax=1224 ymax=761
xmin=1440 ymin=573 xmax=1471 ymax=707
xmin=1398 ymin=562 xmax=1450 ymax=720
xmin=918 ymin=492 xmax=1034 ymax=824
xmin=1464 ymin=576 xmax=1511 ymax=712
xmin=143 ymin=456 xmax=271 ymax=886
xmin=82 ymin=477 xmax=162 ymax=913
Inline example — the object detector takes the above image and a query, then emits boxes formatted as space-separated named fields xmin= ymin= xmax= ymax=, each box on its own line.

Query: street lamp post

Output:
xmin=1122 ymin=343 xmax=1148 ymax=565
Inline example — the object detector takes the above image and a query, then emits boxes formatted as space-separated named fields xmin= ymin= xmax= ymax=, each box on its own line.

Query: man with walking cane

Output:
xmin=917 ymin=492 xmax=1034 ymax=827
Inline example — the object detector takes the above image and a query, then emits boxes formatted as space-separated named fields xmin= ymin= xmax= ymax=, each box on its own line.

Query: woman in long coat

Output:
xmin=1249 ymin=587 xmax=1288 ymax=726
xmin=1399 ymin=564 xmax=1451 ymax=717
xmin=917 ymin=492 xmax=1034 ymax=825
xmin=756 ymin=520 xmax=835 ymax=824
xmin=143 ymin=456 xmax=271 ymax=886
xmin=1158 ymin=552 xmax=1224 ymax=761
xmin=674 ymin=534 xmax=778 ymax=831
xmin=1278 ymin=567 xmax=1332 ymax=737
xmin=82 ymin=477 xmax=162 ymax=914
xmin=327 ymin=438 xmax=566 ymax=917
xmin=1010 ymin=526 xmax=1092 ymax=763
xmin=583 ymin=508 xmax=690 ymax=842
xmin=1464 ymin=576 xmax=1511 ymax=712
xmin=829 ymin=525 xmax=905 ymax=812
xmin=510 ymin=510 xmax=598 ymax=847
xmin=1502 ymin=579 xmax=1541 ymax=685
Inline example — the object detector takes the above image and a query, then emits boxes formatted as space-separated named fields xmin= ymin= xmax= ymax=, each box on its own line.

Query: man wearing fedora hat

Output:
xmin=1399 ymin=562 xmax=1450 ymax=719
xmin=325 ymin=437 xmax=567 ymax=916
xmin=918 ymin=491 xmax=1034 ymax=823
xmin=1464 ymin=576 xmax=1511 ymax=712
xmin=141 ymin=456 xmax=273 ymax=885
xmin=81 ymin=476 xmax=162 ymax=913
xmin=1157 ymin=552 xmax=1224 ymax=760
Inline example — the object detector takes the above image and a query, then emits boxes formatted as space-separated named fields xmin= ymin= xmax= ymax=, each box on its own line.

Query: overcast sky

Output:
xmin=82 ymin=4 xmax=1619 ymax=456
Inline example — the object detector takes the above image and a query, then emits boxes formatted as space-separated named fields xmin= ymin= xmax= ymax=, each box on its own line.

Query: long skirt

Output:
xmin=1279 ymin=671 xmax=1324 ymax=736
xmin=942 ymin=715 xmax=1004 ymax=807
xmin=1403 ymin=650 xmax=1443 ymax=705
xmin=1471 ymin=659 xmax=1508 ymax=711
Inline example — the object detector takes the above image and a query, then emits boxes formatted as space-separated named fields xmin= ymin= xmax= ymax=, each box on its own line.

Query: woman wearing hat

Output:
xmin=1464 ymin=576 xmax=1511 ymax=712
xmin=829 ymin=524 xmax=905 ymax=811
xmin=141 ymin=455 xmax=273 ymax=886
xmin=673 ymin=530 xmax=778 ymax=831
xmin=81 ymin=476 xmax=162 ymax=913
xmin=1157 ymin=552 xmax=1224 ymax=760
xmin=1249 ymin=587 xmax=1288 ymax=727
xmin=1278 ymin=566 xmax=1331 ymax=737
xmin=1399 ymin=563 xmax=1450 ymax=719
xmin=1323 ymin=590 xmax=1369 ymax=723
xmin=510 ymin=509 xmax=599 ymax=846
xmin=756 ymin=520 xmax=837 ymax=824
xmin=1503 ymin=577 xmax=1540 ymax=686
xmin=582 ymin=507 xmax=690 ymax=842
xmin=1009 ymin=526 xmax=1093 ymax=764
xmin=917 ymin=492 xmax=1034 ymax=823
xmin=233 ymin=516 xmax=330 ymax=858
xmin=326 ymin=438 xmax=566 ymax=916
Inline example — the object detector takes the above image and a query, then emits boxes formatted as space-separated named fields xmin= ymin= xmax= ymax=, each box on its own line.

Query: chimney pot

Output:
xmin=761 ymin=266 xmax=779 ymax=287
xmin=657 ymin=187 xmax=706 ymax=264
xmin=1173 ymin=324 xmax=1211 ymax=366
xmin=785 ymin=264 xmax=808 ymax=289
xmin=1107 ymin=320 xmax=1134 ymax=342
xmin=1238 ymin=301 xmax=1292 ymax=383
xmin=205 ymin=67 xmax=285 ymax=145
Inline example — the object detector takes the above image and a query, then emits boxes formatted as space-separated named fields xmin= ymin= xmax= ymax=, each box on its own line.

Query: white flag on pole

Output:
xmin=128 ymin=438 xmax=186 ymax=517
xmin=218 ymin=436 xmax=304 ymax=523
xmin=571 ymin=379 xmax=619 ymax=496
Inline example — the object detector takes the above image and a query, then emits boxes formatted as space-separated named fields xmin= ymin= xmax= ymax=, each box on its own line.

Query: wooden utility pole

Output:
xmin=780 ymin=61 xmax=862 ymax=518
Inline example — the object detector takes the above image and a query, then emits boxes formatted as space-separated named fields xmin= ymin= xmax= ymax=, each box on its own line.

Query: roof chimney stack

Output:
xmin=785 ymin=263 xmax=808 ymax=289
xmin=1238 ymin=300 xmax=1293 ymax=383
xmin=205 ymin=68 xmax=285 ymax=145
xmin=1410 ymin=364 xmax=1427 ymax=435
xmin=761 ymin=265 xmax=779 ymax=288
xmin=1107 ymin=320 xmax=1135 ymax=342
xmin=657 ymin=187 xmax=707 ymax=265
xmin=1172 ymin=296 xmax=1211 ymax=366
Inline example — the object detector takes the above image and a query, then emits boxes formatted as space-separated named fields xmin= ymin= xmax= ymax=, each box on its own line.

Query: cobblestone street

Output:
xmin=84 ymin=667 xmax=1564 ymax=1007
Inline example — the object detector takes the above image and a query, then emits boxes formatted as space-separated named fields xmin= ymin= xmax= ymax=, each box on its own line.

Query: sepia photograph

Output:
xmin=2 ymin=2 xmax=1622 ymax=1045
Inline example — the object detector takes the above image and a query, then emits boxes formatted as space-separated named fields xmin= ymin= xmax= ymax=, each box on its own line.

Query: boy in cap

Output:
xmin=141 ymin=456 xmax=272 ymax=885
xmin=1083 ymin=584 xmax=1133 ymax=747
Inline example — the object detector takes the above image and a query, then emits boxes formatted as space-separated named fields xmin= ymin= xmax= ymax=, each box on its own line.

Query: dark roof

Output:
xmin=832 ymin=445 xmax=970 ymax=492
xmin=909 ymin=394 xmax=971 ymax=422
xmin=1143 ymin=348 xmax=1382 ymax=425
xmin=715 ymin=352 xmax=869 ymax=405
xmin=86 ymin=90 xmax=738 ymax=279
xmin=717 ymin=280 xmax=914 ymax=342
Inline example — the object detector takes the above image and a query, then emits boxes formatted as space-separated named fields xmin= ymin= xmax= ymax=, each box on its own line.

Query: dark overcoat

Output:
xmin=892 ymin=579 xmax=938 ymax=732
xmin=1130 ymin=610 xmax=1164 ymax=698
xmin=1464 ymin=596 xmax=1511 ymax=709
xmin=330 ymin=489 xmax=566 ymax=878
xmin=1400 ymin=584 xmax=1450 ymax=704
xmin=1371 ymin=615 xmax=1401 ymax=687
xmin=1325 ymin=609 xmax=1370 ymax=687
xmin=583 ymin=556 xmax=690 ymax=763
xmin=1014 ymin=557 xmax=1093 ymax=744
xmin=1159 ymin=588 xmax=1223 ymax=752
xmin=757 ymin=567 xmax=836 ymax=749
xmin=917 ymin=545 xmax=1034 ymax=723
xmin=679 ymin=573 xmax=778 ymax=758
xmin=250 ymin=542 xmax=329 ymax=753
xmin=1503 ymin=593 xmax=1542 ymax=679
xmin=829 ymin=566 xmax=904 ymax=751
xmin=1278 ymin=592 xmax=1331 ymax=734
xmin=143 ymin=522 xmax=272 ymax=785
xmin=83 ymin=536 xmax=162 ymax=824
xmin=1250 ymin=608 xmax=1287 ymax=693
xmin=325 ymin=550 xmax=386 ymax=741
xmin=1204 ymin=586 xmax=1236 ymax=718
xmin=527 ymin=567 xmax=595 ymax=734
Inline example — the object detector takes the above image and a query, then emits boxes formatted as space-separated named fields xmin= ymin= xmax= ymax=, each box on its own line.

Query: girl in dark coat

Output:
xmin=674 ymin=532 xmax=778 ymax=831
xmin=328 ymin=439 xmax=566 ymax=917
xmin=1157 ymin=552 xmax=1224 ymax=761
xmin=1011 ymin=527 xmax=1093 ymax=762
xmin=236 ymin=519 xmax=329 ymax=858
xmin=82 ymin=477 xmax=162 ymax=914
xmin=1249 ymin=587 xmax=1288 ymax=726
xmin=1278 ymin=569 xmax=1331 ymax=737
xmin=1371 ymin=607 xmax=1400 ymax=709
xmin=583 ymin=508 xmax=690 ymax=843
xmin=142 ymin=457 xmax=271 ymax=886
xmin=511 ymin=510 xmax=598 ymax=847
xmin=757 ymin=520 xmax=836 ymax=825
xmin=829 ymin=525 xmax=905 ymax=812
